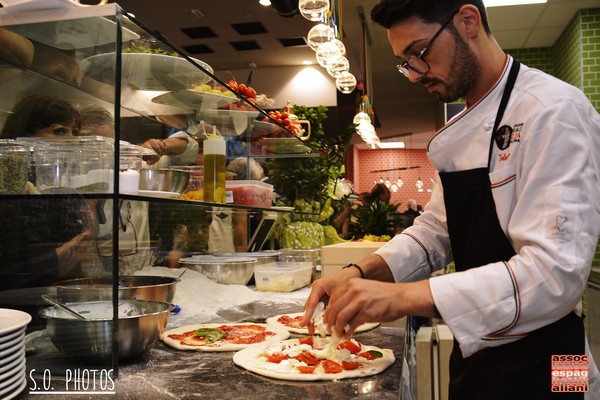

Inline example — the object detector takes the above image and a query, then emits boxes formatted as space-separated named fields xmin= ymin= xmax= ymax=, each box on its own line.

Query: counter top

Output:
xmin=21 ymin=316 xmax=407 ymax=400
xmin=18 ymin=269 xmax=408 ymax=399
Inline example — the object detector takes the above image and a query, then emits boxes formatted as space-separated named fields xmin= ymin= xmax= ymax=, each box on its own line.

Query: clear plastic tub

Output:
xmin=254 ymin=261 xmax=313 ymax=292
xmin=226 ymin=180 xmax=273 ymax=208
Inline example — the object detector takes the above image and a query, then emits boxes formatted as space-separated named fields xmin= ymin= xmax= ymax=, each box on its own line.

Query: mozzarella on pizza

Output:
xmin=233 ymin=336 xmax=395 ymax=381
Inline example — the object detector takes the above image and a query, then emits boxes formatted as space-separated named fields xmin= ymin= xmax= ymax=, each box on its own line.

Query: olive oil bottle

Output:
xmin=203 ymin=134 xmax=226 ymax=203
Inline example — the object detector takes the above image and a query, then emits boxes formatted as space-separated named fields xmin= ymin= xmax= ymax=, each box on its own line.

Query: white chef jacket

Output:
xmin=375 ymin=57 xmax=600 ymax=368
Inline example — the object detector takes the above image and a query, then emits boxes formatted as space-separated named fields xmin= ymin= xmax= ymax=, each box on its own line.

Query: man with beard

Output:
xmin=302 ymin=1 xmax=600 ymax=399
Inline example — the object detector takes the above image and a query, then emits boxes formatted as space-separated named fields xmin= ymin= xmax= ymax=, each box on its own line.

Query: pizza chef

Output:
xmin=303 ymin=1 xmax=600 ymax=399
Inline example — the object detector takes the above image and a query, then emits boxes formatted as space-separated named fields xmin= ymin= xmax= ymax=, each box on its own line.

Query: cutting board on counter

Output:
xmin=320 ymin=241 xmax=387 ymax=277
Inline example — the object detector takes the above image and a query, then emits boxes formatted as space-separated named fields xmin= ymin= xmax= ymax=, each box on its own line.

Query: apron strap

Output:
xmin=487 ymin=59 xmax=521 ymax=169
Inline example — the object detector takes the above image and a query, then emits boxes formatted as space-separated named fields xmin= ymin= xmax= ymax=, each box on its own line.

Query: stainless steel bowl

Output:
xmin=139 ymin=168 xmax=190 ymax=195
xmin=178 ymin=256 xmax=257 ymax=285
xmin=213 ymin=251 xmax=281 ymax=265
xmin=53 ymin=276 xmax=179 ymax=304
xmin=39 ymin=299 xmax=172 ymax=361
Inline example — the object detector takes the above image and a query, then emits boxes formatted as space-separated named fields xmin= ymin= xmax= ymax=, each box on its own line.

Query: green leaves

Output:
xmin=194 ymin=328 xmax=228 ymax=344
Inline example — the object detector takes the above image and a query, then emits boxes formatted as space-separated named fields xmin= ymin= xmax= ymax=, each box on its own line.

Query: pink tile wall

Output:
xmin=345 ymin=146 xmax=437 ymax=211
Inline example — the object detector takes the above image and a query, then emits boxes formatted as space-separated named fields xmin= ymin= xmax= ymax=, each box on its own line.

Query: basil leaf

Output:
xmin=194 ymin=328 xmax=228 ymax=344
xmin=368 ymin=350 xmax=383 ymax=359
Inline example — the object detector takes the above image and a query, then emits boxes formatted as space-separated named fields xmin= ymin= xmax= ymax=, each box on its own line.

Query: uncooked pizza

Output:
xmin=266 ymin=312 xmax=380 ymax=335
xmin=232 ymin=336 xmax=395 ymax=381
xmin=161 ymin=323 xmax=290 ymax=352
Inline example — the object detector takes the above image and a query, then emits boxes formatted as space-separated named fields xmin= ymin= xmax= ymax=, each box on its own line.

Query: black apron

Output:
xmin=438 ymin=60 xmax=585 ymax=399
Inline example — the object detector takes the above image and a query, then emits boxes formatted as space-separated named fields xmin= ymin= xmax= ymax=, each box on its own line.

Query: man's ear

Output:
xmin=456 ymin=4 xmax=483 ymax=39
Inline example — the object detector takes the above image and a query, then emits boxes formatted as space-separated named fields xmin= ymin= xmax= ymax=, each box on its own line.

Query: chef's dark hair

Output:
xmin=371 ymin=0 xmax=491 ymax=35
xmin=1 ymin=95 xmax=80 ymax=139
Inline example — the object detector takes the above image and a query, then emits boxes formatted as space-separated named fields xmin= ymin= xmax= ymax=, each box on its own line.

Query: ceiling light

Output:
xmin=315 ymin=41 xmax=343 ymax=68
xmin=299 ymin=0 xmax=329 ymax=21
xmin=483 ymin=0 xmax=546 ymax=7
xmin=377 ymin=142 xmax=406 ymax=149
xmin=327 ymin=56 xmax=350 ymax=78
xmin=307 ymin=24 xmax=335 ymax=51
xmin=259 ymin=0 xmax=271 ymax=6
xmin=335 ymin=71 xmax=357 ymax=94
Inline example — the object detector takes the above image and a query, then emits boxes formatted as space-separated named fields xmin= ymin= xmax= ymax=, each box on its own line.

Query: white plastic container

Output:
xmin=254 ymin=261 xmax=313 ymax=292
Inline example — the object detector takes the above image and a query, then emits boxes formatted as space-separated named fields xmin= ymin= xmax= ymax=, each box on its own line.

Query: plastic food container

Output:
xmin=226 ymin=180 xmax=273 ymax=208
xmin=0 ymin=140 xmax=29 ymax=194
xmin=254 ymin=261 xmax=313 ymax=292
xmin=30 ymin=136 xmax=113 ymax=193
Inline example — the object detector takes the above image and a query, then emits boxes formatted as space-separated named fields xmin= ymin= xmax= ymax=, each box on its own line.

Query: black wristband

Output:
xmin=343 ymin=263 xmax=365 ymax=279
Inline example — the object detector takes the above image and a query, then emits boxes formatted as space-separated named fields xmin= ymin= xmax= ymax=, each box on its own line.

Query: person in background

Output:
xmin=0 ymin=95 xmax=94 ymax=288
xmin=302 ymin=1 xmax=600 ymax=398
xmin=400 ymin=198 xmax=420 ymax=228
xmin=226 ymin=157 xmax=265 ymax=180
xmin=76 ymin=104 xmax=201 ymax=271
xmin=1 ymin=94 xmax=80 ymax=139
xmin=369 ymin=182 xmax=391 ymax=204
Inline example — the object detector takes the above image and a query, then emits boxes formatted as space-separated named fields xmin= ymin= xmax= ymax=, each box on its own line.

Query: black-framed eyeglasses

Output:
xmin=396 ymin=10 xmax=458 ymax=78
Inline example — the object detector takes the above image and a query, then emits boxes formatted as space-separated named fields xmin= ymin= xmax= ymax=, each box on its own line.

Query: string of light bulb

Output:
xmin=353 ymin=6 xmax=379 ymax=148
xmin=299 ymin=0 xmax=357 ymax=95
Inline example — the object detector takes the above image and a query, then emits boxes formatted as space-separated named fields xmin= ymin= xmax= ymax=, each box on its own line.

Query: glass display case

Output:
xmin=0 ymin=1 xmax=316 ymax=386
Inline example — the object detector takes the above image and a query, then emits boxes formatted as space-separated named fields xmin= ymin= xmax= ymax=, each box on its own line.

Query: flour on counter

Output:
xmin=134 ymin=267 xmax=309 ymax=327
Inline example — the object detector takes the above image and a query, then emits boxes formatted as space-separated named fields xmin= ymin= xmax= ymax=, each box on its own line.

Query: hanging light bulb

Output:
xmin=356 ymin=120 xmax=375 ymax=138
xmin=379 ymin=177 xmax=384 ymax=183
xmin=315 ymin=41 xmax=343 ymax=68
xmin=298 ymin=0 xmax=330 ymax=22
xmin=336 ymin=71 xmax=357 ymax=94
xmin=391 ymin=183 xmax=399 ymax=192
xmin=326 ymin=56 xmax=350 ymax=78
xmin=353 ymin=111 xmax=371 ymax=125
xmin=330 ymin=38 xmax=346 ymax=56
xmin=396 ymin=176 xmax=404 ymax=188
xmin=307 ymin=24 xmax=335 ymax=51
xmin=416 ymin=177 xmax=424 ymax=192
xmin=385 ymin=177 xmax=391 ymax=188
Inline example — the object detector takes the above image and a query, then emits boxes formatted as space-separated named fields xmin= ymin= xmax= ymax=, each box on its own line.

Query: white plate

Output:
xmin=0 ymin=358 xmax=25 ymax=383
xmin=80 ymin=53 xmax=214 ymax=91
xmin=0 ymin=352 xmax=24 ymax=375
xmin=0 ymin=327 xmax=24 ymax=344
xmin=152 ymin=90 xmax=238 ymax=111
xmin=251 ymin=120 xmax=283 ymax=135
xmin=0 ymin=362 xmax=25 ymax=392
xmin=0 ymin=344 xmax=23 ymax=360
xmin=0 ymin=373 xmax=25 ymax=398
xmin=0 ymin=309 xmax=31 ymax=336
xmin=0 ymin=332 xmax=24 ymax=352
xmin=258 ymin=137 xmax=312 ymax=154
xmin=0 ymin=347 xmax=23 ymax=371
xmin=138 ymin=190 xmax=181 ymax=199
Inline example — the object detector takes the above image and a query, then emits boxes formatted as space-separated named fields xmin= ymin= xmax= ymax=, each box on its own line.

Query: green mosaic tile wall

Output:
xmin=506 ymin=8 xmax=600 ymax=112
xmin=581 ymin=9 xmax=600 ymax=110
xmin=508 ymin=47 xmax=554 ymax=75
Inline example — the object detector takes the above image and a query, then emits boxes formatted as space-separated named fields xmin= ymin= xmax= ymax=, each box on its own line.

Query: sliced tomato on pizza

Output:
xmin=233 ymin=336 xmax=395 ymax=381
xmin=161 ymin=323 xmax=290 ymax=352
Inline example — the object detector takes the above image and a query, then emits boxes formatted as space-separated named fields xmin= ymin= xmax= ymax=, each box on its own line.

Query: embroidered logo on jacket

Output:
xmin=495 ymin=125 xmax=513 ymax=150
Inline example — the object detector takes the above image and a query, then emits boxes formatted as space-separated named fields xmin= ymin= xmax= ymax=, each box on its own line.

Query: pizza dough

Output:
xmin=233 ymin=337 xmax=395 ymax=381
xmin=161 ymin=323 xmax=290 ymax=352
xmin=266 ymin=312 xmax=380 ymax=335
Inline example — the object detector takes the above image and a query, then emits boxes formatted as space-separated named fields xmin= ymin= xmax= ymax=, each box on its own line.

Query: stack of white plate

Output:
xmin=0 ymin=309 xmax=31 ymax=400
